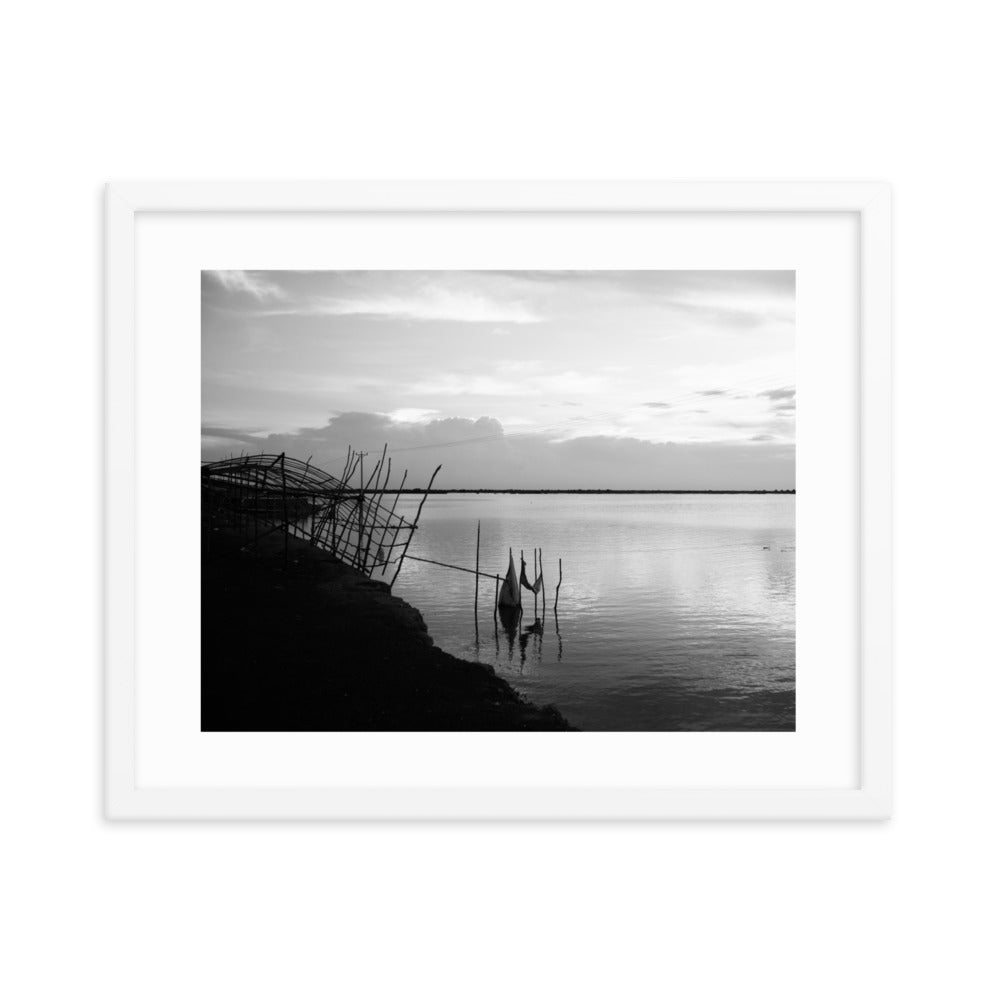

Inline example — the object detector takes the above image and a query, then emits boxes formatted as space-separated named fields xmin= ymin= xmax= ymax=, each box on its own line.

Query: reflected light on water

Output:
xmin=392 ymin=494 xmax=795 ymax=731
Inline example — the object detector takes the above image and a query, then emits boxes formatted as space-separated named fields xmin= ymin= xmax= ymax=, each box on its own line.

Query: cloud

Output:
xmin=384 ymin=408 xmax=440 ymax=423
xmin=267 ymin=287 xmax=540 ymax=324
xmin=751 ymin=434 xmax=775 ymax=442
xmin=495 ymin=271 xmax=794 ymax=330
xmin=207 ymin=270 xmax=288 ymax=301
xmin=759 ymin=386 xmax=796 ymax=402
xmin=642 ymin=402 xmax=673 ymax=409
xmin=758 ymin=388 xmax=797 ymax=417
xmin=410 ymin=369 xmax=606 ymax=398
xmin=200 ymin=425 xmax=266 ymax=444
xmin=698 ymin=389 xmax=728 ymax=397
xmin=653 ymin=272 xmax=795 ymax=330
xmin=201 ymin=411 xmax=794 ymax=490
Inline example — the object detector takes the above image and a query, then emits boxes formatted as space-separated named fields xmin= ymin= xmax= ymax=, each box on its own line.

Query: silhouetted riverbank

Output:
xmin=201 ymin=528 xmax=574 ymax=731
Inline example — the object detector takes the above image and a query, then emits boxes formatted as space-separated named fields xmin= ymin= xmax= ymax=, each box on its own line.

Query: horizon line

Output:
xmin=398 ymin=488 xmax=796 ymax=495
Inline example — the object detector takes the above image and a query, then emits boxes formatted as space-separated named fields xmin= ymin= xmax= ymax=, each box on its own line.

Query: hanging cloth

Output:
xmin=520 ymin=558 xmax=542 ymax=594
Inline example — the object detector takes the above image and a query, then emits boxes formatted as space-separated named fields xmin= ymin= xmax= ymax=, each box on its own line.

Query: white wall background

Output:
xmin=2 ymin=2 xmax=996 ymax=997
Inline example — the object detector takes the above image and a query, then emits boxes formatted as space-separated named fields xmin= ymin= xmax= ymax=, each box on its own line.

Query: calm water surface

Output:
xmin=390 ymin=494 xmax=795 ymax=731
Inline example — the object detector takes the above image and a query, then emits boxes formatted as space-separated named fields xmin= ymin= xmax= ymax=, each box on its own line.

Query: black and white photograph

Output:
xmin=20 ymin=0 xmax=1000 ymax=994
xmin=201 ymin=269 xmax=795 ymax=732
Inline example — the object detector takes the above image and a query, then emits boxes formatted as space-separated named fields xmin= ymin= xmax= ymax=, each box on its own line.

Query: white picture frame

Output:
xmin=105 ymin=181 xmax=891 ymax=820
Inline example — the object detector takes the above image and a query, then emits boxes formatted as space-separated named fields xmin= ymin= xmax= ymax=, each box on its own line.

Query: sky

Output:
xmin=202 ymin=270 xmax=795 ymax=489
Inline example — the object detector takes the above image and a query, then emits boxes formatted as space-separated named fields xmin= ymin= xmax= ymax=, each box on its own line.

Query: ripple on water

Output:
xmin=392 ymin=493 xmax=795 ymax=731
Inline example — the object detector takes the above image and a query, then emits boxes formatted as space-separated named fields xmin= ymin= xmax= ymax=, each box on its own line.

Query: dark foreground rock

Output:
xmin=202 ymin=529 xmax=574 ymax=731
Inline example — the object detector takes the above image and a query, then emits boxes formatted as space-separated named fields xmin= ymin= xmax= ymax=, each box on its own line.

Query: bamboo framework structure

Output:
xmin=201 ymin=450 xmax=439 ymax=583
xmin=203 ymin=450 xmax=565 ymax=640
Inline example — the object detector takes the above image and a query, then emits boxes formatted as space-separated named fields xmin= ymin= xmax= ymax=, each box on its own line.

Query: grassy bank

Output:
xmin=202 ymin=527 xmax=574 ymax=731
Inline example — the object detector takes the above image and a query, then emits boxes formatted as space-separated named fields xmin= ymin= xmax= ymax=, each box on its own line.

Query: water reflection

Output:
xmin=392 ymin=494 xmax=795 ymax=731
xmin=497 ymin=604 xmax=521 ymax=663
xmin=517 ymin=617 xmax=545 ymax=674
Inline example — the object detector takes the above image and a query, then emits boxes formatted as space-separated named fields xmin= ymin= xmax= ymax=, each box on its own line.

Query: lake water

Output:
xmin=390 ymin=494 xmax=795 ymax=731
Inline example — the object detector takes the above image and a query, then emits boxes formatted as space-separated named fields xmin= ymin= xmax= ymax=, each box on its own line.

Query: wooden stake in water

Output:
xmin=533 ymin=547 xmax=538 ymax=618
xmin=540 ymin=548 xmax=545 ymax=618
xmin=389 ymin=464 xmax=441 ymax=589
xmin=474 ymin=519 xmax=481 ymax=620
xmin=554 ymin=557 xmax=562 ymax=612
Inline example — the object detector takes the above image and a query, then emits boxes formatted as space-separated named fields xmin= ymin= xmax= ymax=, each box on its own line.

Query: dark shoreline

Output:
xmin=201 ymin=528 xmax=575 ymax=732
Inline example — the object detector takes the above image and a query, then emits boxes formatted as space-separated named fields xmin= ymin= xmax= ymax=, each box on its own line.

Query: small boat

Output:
xmin=498 ymin=550 xmax=521 ymax=608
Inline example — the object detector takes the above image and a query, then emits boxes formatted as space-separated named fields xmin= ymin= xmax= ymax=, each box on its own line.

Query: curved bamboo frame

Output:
xmin=201 ymin=450 xmax=430 ymax=582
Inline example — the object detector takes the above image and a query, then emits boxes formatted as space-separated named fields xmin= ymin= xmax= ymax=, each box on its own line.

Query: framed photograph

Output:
xmin=105 ymin=181 xmax=891 ymax=819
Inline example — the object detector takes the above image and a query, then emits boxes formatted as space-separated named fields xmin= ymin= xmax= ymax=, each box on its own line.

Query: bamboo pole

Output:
xmin=493 ymin=574 xmax=499 ymax=622
xmin=253 ymin=462 xmax=261 ymax=542
xmin=332 ymin=451 xmax=362 ymax=556
xmin=280 ymin=453 xmax=288 ymax=568
xmin=403 ymin=554 xmax=500 ymax=580
xmin=343 ymin=451 xmax=362 ymax=487
xmin=474 ymin=519 xmax=480 ymax=619
xmin=540 ymin=548 xmax=545 ymax=618
xmin=377 ymin=469 xmax=408 ymax=575
xmin=554 ymin=558 xmax=562 ymax=612
xmin=355 ymin=492 xmax=365 ymax=569
xmin=533 ymin=547 xmax=538 ymax=619
xmin=339 ymin=447 xmax=353 ymax=485
xmin=332 ymin=447 xmax=365 ymax=558
xmin=359 ymin=458 xmax=384 ymax=554
xmin=360 ymin=446 xmax=389 ymax=571
xmin=389 ymin=464 xmax=441 ymax=588
xmin=332 ymin=450 xmax=361 ymax=557
xmin=355 ymin=452 xmax=366 ymax=568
